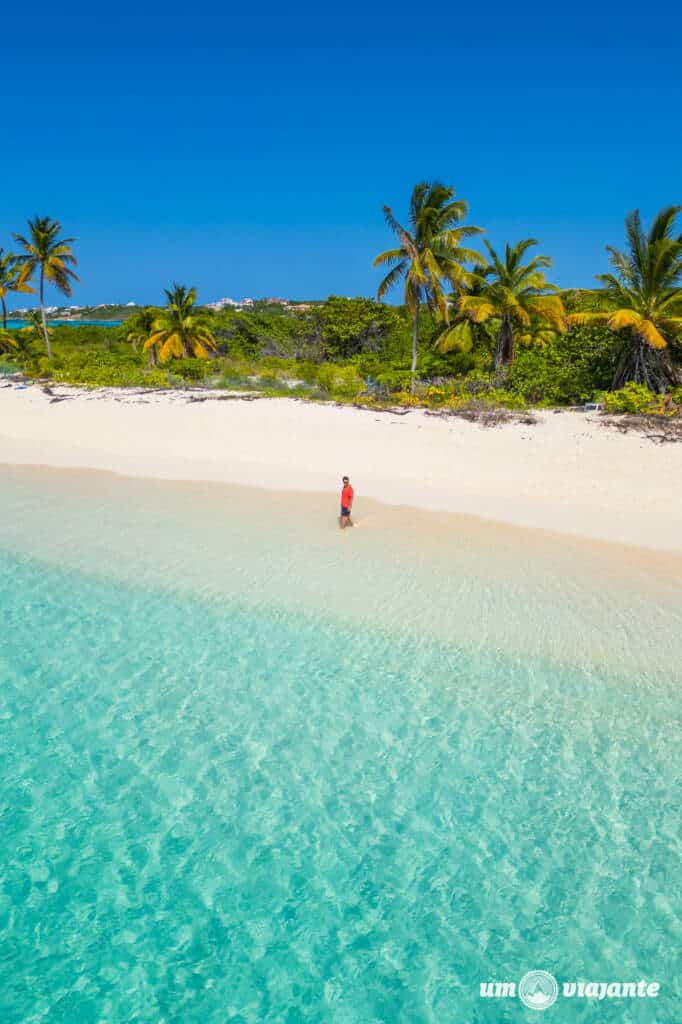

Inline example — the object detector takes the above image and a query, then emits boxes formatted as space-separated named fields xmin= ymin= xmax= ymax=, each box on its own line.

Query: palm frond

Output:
xmin=459 ymin=295 xmax=497 ymax=323
xmin=567 ymin=311 xmax=609 ymax=327
xmin=434 ymin=319 xmax=476 ymax=354
xmin=373 ymin=248 xmax=406 ymax=268
xmin=376 ymin=261 xmax=407 ymax=301
xmin=635 ymin=318 xmax=667 ymax=350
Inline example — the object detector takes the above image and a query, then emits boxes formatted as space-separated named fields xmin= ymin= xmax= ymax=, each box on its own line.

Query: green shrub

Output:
xmin=214 ymin=356 xmax=256 ymax=380
xmin=393 ymin=390 xmax=423 ymax=407
xmin=373 ymin=368 xmax=414 ymax=392
xmin=294 ymin=360 xmax=320 ymax=383
xmin=258 ymin=356 xmax=299 ymax=377
xmin=484 ymin=388 xmax=528 ymax=410
xmin=506 ymin=326 xmax=616 ymax=405
xmin=166 ymin=358 xmax=212 ymax=381
xmin=36 ymin=350 xmax=171 ymax=388
xmin=418 ymin=348 xmax=481 ymax=378
xmin=315 ymin=364 xmax=363 ymax=399
xmin=457 ymin=373 xmax=493 ymax=397
xmin=8 ymin=300 xmax=678 ymax=409
xmin=255 ymin=373 xmax=281 ymax=389
xmin=51 ymin=365 xmax=170 ymax=388
xmin=601 ymin=383 xmax=665 ymax=415
xmin=0 ymin=356 xmax=22 ymax=376
xmin=143 ymin=370 xmax=173 ymax=388
xmin=29 ymin=356 xmax=56 ymax=378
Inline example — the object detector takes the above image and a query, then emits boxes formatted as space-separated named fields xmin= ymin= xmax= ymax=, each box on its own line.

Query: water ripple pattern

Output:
xmin=1 ymin=547 xmax=680 ymax=1023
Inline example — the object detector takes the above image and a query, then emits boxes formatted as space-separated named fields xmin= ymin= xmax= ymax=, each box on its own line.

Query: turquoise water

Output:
xmin=1 ymin=470 xmax=681 ymax=1022
xmin=4 ymin=319 xmax=122 ymax=329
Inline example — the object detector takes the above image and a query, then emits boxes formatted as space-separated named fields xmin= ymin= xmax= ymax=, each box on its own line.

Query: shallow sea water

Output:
xmin=1 ymin=466 xmax=680 ymax=1022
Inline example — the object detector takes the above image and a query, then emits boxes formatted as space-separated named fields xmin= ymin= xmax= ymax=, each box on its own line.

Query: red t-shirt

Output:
xmin=341 ymin=484 xmax=354 ymax=507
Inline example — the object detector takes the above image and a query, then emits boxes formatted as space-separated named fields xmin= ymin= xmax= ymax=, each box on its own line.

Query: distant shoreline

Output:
xmin=4 ymin=319 xmax=122 ymax=328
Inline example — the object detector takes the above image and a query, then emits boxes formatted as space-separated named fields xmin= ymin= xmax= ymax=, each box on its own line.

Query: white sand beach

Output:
xmin=1 ymin=383 xmax=680 ymax=551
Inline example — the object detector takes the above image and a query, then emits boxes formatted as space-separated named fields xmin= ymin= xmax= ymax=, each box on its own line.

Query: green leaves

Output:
xmin=374 ymin=181 xmax=484 ymax=378
xmin=11 ymin=216 xmax=79 ymax=358
xmin=0 ymin=248 xmax=35 ymax=326
xmin=14 ymin=216 xmax=79 ymax=298
xmin=146 ymin=284 xmax=217 ymax=362
xmin=447 ymin=238 xmax=565 ymax=368
xmin=573 ymin=206 xmax=682 ymax=388
xmin=315 ymin=296 xmax=402 ymax=359
xmin=374 ymin=182 xmax=484 ymax=309
xmin=0 ymin=328 xmax=19 ymax=351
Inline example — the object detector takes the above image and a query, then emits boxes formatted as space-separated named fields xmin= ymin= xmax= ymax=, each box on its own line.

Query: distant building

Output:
xmin=205 ymin=296 xmax=259 ymax=312
xmin=205 ymin=297 xmax=236 ymax=311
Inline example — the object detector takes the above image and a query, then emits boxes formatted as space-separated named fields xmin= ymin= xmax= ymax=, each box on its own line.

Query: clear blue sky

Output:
xmin=4 ymin=0 xmax=681 ymax=307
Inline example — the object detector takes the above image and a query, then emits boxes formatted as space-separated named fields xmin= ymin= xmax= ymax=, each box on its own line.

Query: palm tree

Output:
xmin=14 ymin=217 xmax=79 ymax=360
xmin=0 ymin=248 xmax=34 ymax=328
xmin=373 ymin=182 xmax=483 ymax=385
xmin=125 ymin=307 xmax=158 ymax=365
xmin=453 ymin=239 xmax=565 ymax=369
xmin=20 ymin=310 xmax=53 ymax=343
xmin=435 ymin=262 xmax=496 ymax=356
xmin=144 ymin=285 xmax=217 ymax=363
xmin=567 ymin=206 xmax=682 ymax=391
xmin=0 ymin=329 xmax=19 ymax=354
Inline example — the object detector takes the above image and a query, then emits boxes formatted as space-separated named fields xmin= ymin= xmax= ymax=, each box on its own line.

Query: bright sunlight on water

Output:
xmin=1 ymin=466 xmax=680 ymax=1022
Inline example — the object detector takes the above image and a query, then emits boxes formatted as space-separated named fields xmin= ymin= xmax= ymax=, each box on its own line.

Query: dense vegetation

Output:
xmin=2 ymin=294 xmax=681 ymax=414
xmin=2 ymin=191 xmax=681 ymax=415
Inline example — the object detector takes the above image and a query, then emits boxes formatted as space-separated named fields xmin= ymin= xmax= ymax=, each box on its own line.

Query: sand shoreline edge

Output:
xmin=1 ymin=385 xmax=681 ymax=553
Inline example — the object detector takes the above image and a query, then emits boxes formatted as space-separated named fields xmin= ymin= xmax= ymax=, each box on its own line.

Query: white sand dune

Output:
xmin=1 ymin=383 xmax=680 ymax=551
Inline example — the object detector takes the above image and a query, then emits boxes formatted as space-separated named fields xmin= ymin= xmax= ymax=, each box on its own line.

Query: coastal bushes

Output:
xmin=210 ymin=297 xmax=409 ymax=363
xmin=5 ymin=281 xmax=682 ymax=415
xmin=3 ymin=309 xmax=676 ymax=412
xmin=51 ymin=363 xmax=171 ymax=388
xmin=504 ymin=324 xmax=616 ymax=405
xmin=3 ymin=198 xmax=682 ymax=417
xmin=601 ymin=383 xmax=671 ymax=415
xmin=166 ymin=358 xmax=213 ymax=382
xmin=17 ymin=330 xmax=678 ymax=416
xmin=22 ymin=347 xmax=172 ymax=388
xmin=0 ymin=355 xmax=21 ymax=375
xmin=315 ymin=364 xmax=363 ymax=399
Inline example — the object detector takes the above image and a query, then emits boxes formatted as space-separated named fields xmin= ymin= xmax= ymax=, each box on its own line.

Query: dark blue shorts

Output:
xmin=340 ymin=506 xmax=351 ymax=517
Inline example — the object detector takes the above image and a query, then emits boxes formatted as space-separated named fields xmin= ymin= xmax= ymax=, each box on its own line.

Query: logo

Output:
xmin=518 ymin=971 xmax=559 ymax=1011
xmin=480 ymin=971 xmax=660 ymax=1006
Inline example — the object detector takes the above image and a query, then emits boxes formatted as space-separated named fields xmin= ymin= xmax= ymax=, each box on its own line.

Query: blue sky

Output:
xmin=4 ymin=0 xmax=681 ymax=306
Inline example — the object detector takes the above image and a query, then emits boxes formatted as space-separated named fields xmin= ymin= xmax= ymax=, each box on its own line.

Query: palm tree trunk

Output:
xmin=179 ymin=325 xmax=192 ymax=359
xmin=1 ymin=296 xmax=6 ymax=329
xmin=410 ymin=298 xmax=420 ymax=393
xmin=613 ymin=336 xmax=680 ymax=392
xmin=39 ymin=270 xmax=52 ymax=360
xmin=493 ymin=317 xmax=514 ymax=370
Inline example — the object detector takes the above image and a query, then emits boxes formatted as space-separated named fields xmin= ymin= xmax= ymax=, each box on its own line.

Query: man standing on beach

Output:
xmin=340 ymin=476 xmax=354 ymax=528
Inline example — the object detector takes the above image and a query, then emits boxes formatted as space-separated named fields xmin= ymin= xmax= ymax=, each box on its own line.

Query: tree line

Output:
xmin=374 ymin=182 xmax=682 ymax=393
xmin=2 ymin=187 xmax=682 ymax=399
